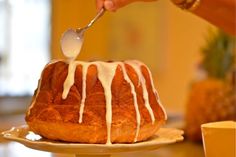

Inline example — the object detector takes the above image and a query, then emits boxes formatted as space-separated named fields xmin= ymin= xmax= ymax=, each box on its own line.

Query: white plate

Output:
xmin=1 ymin=125 xmax=183 ymax=155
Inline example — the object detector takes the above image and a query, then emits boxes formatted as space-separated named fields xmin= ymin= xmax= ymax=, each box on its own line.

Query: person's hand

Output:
xmin=96 ymin=0 xmax=157 ymax=11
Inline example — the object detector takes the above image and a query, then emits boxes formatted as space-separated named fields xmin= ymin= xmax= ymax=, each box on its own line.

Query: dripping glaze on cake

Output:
xmin=26 ymin=59 xmax=167 ymax=144
xmin=61 ymin=60 xmax=167 ymax=144
xmin=125 ymin=60 xmax=167 ymax=121
xmin=58 ymin=29 xmax=161 ymax=144
xmin=120 ymin=63 xmax=140 ymax=142
xmin=26 ymin=26 xmax=167 ymax=144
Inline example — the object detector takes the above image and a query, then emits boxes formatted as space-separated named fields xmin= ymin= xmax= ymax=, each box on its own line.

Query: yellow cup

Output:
xmin=201 ymin=121 xmax=236 ymax=157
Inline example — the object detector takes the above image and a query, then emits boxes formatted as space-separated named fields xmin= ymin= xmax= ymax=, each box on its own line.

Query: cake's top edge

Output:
xmin=48 ymin=59 xmax=146 ymax=65
xmin=46 ymin=59 xmax=167 ymax=121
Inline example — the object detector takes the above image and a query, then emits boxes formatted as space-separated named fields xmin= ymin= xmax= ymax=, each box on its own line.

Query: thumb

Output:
xmin=104 ymin=0 xmax=116 ymax=11
xmin=104 ymin=0 xmax=136 ymax=11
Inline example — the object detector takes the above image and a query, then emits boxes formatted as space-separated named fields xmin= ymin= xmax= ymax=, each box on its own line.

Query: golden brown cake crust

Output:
xmin=25 ymin=61 xmax=166 ymax=143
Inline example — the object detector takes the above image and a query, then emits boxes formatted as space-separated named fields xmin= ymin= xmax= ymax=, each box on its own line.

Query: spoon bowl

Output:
xmin=60 ymin=8 xmax=105 ymax=59
xmin=60 ymin=29 xmax=84 ymax=59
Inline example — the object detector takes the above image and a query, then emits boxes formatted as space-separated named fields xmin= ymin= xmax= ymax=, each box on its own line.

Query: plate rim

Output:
xmin=1 ymin=125 xmax=184 ymax=154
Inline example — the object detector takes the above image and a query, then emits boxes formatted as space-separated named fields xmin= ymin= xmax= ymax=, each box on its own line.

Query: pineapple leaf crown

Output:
xmin=201 ymin=29 xmax=235 ymax=79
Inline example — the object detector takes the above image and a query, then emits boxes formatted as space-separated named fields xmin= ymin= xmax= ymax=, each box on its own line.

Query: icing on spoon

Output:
xmin=60 ymin=8 xmax=105 ymax=59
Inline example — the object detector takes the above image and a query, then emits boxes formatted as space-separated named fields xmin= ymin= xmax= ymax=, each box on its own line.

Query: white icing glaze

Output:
xmin=125 ymin=60 xmax=155 ymax=124
xmin=62 ymin=61 xmax=118 ymax=144
xmin=79 ymin=63 xmax=89 ymax=123
xmin=60 ymin=29 xmax=83 ymax=59
xmin=94 ymin=62 xmax=119 ymax=145
xmin=62 ymin=61 xmax=89 ymax=123
xmin=62 ymin=61 xmax=77 ymax=99
xmin=120 ymin=63 xmax=141 ymax=142
xmin=145 ymin=65 xmax=168 ymax=120
xmin=32 ymin=60 xmax=165 ymax=145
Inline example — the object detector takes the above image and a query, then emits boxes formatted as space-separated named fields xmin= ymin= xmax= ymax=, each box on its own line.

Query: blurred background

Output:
xmin=0 ymin=0 xmax=213 ymax=112
xmin=0 ymin=0 xmax=235 ymax=157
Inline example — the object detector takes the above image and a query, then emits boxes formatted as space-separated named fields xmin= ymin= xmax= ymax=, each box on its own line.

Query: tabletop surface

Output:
xmin=0 ymin=114 xmax=204 ymax=157
xmin=0 ymin=98 xmax=205 ymax=157
xmin=0 ymin=139 xmax=204 ymax=157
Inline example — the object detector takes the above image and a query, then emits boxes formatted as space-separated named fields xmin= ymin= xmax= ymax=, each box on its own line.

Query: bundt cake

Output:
xmin=25 ymin=60 xmax=167 ymax=144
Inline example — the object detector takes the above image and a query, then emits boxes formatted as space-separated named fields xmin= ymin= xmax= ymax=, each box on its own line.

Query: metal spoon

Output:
xmin=76 ymin=8 xmax=105 ymax=37
xmin=60 ymin=8 xmax=105 ymax=59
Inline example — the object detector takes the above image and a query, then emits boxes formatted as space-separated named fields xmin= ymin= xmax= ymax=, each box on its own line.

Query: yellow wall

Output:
xmin=51 ymin=0 xmax=111 ymax=60
xmin=51 ymin=0 xmax=214 ymax=113
xmin=156 ymin=1 xmax=214 ymax=112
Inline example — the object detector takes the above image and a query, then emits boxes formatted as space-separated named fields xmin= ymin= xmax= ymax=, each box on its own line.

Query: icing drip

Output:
xmin=62 ymin=61 xmax=90 ymax=123
xmin=60 ymin=29 xmax=84 ymax=59
xmin=125 ymin=60 xmax=155 ymax=124
xmin=145 ymin=66 xmax=167 ymax=120
xmin=61 ymin=60 xmax=158 ymax=144
xmin=33 ymin=60 xmax=162 ymax=144
xmin=120 ymin=63 xmax=141 ymax=142
xmin=94 ymin=62 xmax=119 ymax=145
xmin=79 ymin=63 xmax=89 ymax=123
xmin=62 ymin=61 xmax=118 ymax=144
xmin=62 ymin=61 xmax=77 ymax=99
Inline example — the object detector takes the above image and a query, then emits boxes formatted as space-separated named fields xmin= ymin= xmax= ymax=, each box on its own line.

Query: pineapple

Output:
xmin=185 ymin=30 xmax=236 ymax=142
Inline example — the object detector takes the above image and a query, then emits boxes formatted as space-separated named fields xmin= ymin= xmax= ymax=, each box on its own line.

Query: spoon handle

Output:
xmin=85 ymin=8 xmax=105 ymax=29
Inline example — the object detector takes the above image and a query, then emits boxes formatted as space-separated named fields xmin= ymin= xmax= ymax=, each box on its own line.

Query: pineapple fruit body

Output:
xmin=185 ymin=30 xmax=235 ymax=142
xmin=185 ymin=78 xmax=236 ymax=141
